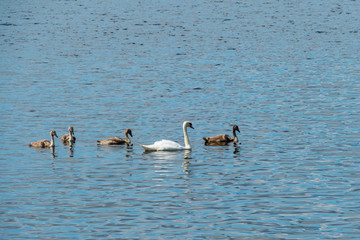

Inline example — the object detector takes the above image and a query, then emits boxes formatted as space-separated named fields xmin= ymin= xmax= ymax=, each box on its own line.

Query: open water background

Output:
xmin=1 ymin=0 xmax=360 ymax=239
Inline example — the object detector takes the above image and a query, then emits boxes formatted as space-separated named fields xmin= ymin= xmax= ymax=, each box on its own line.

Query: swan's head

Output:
xmin=68 ymin=126 xmax=74 ymax=134
xmin=125 ymin=128 xmax=133 ymax=137
xmin=233 ymin=125 xmax=240 ymax=133
xmin=50 ymin=130 xmax=58 ymax=138
xmin=183 ymin=121 xmax=194 ymax=129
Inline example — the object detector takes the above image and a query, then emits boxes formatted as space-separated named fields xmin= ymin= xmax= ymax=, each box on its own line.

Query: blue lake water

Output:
xmin=1 ymin=0 xmax=360 ymax=239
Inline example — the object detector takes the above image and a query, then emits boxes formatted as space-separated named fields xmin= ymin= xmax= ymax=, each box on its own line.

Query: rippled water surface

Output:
xmin=1 ymin=0 xmax=360 ymax=239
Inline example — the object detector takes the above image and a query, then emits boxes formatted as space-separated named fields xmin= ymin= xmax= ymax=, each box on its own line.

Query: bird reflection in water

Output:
xmin=125 ymin=144 xmax=133 ymax=158
xmin=204 ymin=141 xmax=229 ymax=147
xmin=69 ymin=145 xmax=74 ymax=157
xmin=51 ymin=146 xmax=56 ymax=158
xmin=142 ymin=150 xmax=192 ymax=175
xmin=204 ymin=139 xmax=241 ymax=156
xmin=233 ymin=142 xmax=240 ymax=156
xmin=184 ymin=150 xmax=191 ymax=159
xmin=183 ymin=150 xmax=191 ymax=174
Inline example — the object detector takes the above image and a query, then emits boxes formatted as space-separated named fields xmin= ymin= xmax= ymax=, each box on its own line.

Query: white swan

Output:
xmin=140 ymin=121 xmax=194 ymax=151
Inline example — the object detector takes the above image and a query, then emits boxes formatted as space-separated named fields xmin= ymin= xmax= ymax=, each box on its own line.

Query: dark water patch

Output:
xmin=0 ymin=23 xmax=17 ymax=26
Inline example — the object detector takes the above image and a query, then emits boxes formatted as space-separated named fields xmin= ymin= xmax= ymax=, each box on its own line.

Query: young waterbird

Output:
xmin=203 ymin=125 xmax=240 ymax=145
xmin=97 ymin=128 xmax=133 ymax=146
xmin=61 ymin=126 xmax=76 ymax=146
xmin=29 ymin=130 xmax=58 ymax=148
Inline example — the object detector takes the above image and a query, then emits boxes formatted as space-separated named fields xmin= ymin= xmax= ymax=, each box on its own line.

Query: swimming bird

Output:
xmin=140 ymin=121 xmax=194 ymax=151
xmin=61 ymin=126 xmax=76 ymax=146
xmin=203 ymin=125 xmax=240 ymax=145
xmin=97 ymin=128 xmax=133 ymax=146
xmin=29 ymin=130 xmax=58 ymax=148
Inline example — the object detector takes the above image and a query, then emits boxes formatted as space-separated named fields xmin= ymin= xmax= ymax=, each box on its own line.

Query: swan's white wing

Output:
xmin=140 ymin=139 xmax=184 ymax=151
xmin=155 ymin=140 xmax=183 ymax=150
xmin=140 ymin=144 xmax=157 ymax=151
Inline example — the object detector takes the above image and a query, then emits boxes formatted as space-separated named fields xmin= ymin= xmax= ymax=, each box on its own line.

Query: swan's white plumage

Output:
xmin=140 ymin=121 xmax=194 ymax=151
xmin=141 ymin=139 xmax=187 ymax=151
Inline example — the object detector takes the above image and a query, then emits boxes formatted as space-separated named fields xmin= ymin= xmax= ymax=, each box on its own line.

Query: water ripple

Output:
xmin=1 ymin=0 xmax=360 ymax=239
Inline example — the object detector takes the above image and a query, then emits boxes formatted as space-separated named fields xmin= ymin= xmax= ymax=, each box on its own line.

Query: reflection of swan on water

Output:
xmin=183 ymin=150 xmax=192 ymax=174
xmin=32 ymin=145 xmax=57 ymax=158
xmin=233 ymin=142 xmax=240 ymax=155
xmin=203 ymin=125 xmax=240 ymax=145
xmin=143 ymin=149 xmax=191 ymax=160
xmin=143 ymin=150 xmax=192 ymax=174
xmin=183 ymin=160 xmax=191 ymax=174
xmin=184 ymin=150 xmax=191 ymax=159
xmin=51 ymin=146 xmax=56 ymax=158
xmin=140 ymin=121 xmax=194 ymax=151
xmin=29 ymin=130 xmax=58 ymax=148
xmin=69 ymin=146 xmax=74 ymax=157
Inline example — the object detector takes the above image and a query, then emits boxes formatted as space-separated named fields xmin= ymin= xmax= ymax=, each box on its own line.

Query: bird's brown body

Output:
xmin=97 ymin=128 xmax=133 ymax=146
xmin=61 ymin=126 xmax=76 ymax=145
xmin=29 ymin=130 xmax=58 ymax=148
xmin=203 ymin=125 xmax=240 ymax=145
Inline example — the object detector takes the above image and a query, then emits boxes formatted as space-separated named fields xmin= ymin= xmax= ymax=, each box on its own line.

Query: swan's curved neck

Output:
xmin=50 ymin=134 xmax=55 ymax=147
xmin=69 ymin=130 xmax=74 ymax=146
xmin=232 ymin=129 xmax=238 ymax=143
xmin=125 ymin=132 xmax=131 ymax=145
xmin=183 ymin=124 xmax=191 ymax=149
